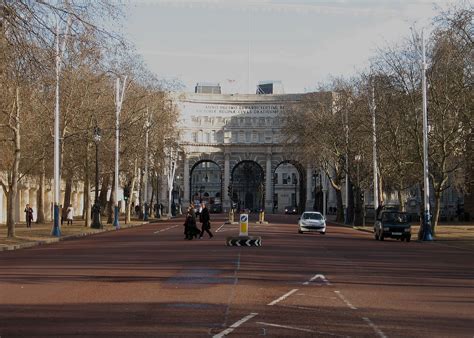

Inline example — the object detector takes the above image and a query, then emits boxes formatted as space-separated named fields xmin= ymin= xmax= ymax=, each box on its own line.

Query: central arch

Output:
xmin=273 ymin=160 xmax=306 ymax=214
xmin=231 ymin=160 xmax=265 ymax=212
xmin=189 ymin=160 xmax=222 ymax=206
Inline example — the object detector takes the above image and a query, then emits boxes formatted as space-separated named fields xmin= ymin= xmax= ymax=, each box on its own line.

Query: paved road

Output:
xmin=0 ymin=214 xmax=473 ymax=337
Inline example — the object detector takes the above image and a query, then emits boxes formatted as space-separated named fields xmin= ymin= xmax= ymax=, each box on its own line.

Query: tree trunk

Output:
xmin=82 ymin=140 xmax=92 ymax=226
xmin=433 ymin=189 xmax=442 ymax=236
xmin=335 ymin=189 xmax=344 ymax=223
xmin=99 ymin=173 xmax=109 ymax=216
xmin=107 ymin=174 xmax=116 ymax=224
xmin=347 ymin=180 xmax=354 ymax=224
xmin=397 ymin=189 xmax=404 ymax=212
xmin=126 ymin=158 xmax=139 ymax=224
xmin=62 ymin=177 xmax=72 ymax=222
xmin=6 ymin=87 xmax=21 ymax=238
xmin=36 ymin=163 xmax=46 ymax=224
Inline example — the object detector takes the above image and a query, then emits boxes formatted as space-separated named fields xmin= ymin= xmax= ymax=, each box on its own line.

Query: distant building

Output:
xmin=256 ymin=81 xmax=284 ymax=95
xmin=195 ymin=82 xmax=221 ymax=94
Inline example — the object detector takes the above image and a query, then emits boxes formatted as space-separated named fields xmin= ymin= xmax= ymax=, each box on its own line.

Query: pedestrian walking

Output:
xmin=183 ymin=203 xmax=200 ymax=240
xmin=199 ymin=202 xmax=213 ymax=239
xmin=24 ymin=204 xmax=33 ymax=228
xmin=66 ymin=204 xmax=74 ymax=225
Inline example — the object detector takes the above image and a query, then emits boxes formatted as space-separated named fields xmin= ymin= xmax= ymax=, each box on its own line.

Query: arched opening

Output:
xmin=231 ymin=161 xmax=264 ymax=212
xmin=190 ymin=160 xmax=222 ymax=207
xmin=273 ymin=161 xmax=306 ymax=214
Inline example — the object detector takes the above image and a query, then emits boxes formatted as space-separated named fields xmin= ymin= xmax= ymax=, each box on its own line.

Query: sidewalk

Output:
xmin=0 ymin=216 xmax=166 ymax=252
xmin=328 ymin=215 xmax=474 ymax=250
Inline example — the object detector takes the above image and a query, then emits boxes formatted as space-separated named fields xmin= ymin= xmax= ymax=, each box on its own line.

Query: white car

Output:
xmin=298 ymin=211 xmax=326 ymax=234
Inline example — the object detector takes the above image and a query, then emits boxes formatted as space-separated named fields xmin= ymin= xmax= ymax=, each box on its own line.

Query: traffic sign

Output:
xmin=239 ymin=213 xmax=248 ymax=236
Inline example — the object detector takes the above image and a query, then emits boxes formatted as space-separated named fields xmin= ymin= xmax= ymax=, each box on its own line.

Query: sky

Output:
xmin=122 ymin=0 xmax=463 ymax=94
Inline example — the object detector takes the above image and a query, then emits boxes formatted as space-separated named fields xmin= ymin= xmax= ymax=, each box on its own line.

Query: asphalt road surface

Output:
xmin=1 ymin=214 xmax=473 ymax=337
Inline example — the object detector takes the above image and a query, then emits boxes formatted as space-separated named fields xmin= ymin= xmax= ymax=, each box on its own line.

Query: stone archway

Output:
xmin=189 ymin=160 xmax=222 ymax=206
xmin=231 ymin=160 xmax=265 ymax=212
xmin=273 ymin=160 xmax=306 ymax=214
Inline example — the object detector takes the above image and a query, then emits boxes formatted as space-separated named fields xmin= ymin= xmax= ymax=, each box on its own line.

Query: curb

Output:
xmin=0 ymin=222 xmax=147 ymax=252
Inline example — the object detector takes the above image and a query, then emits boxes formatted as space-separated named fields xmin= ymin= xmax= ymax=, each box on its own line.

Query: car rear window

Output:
xmin=302 ymin=213 xmax=323 ymax=220
xmin=382 ymin=212 xmax=408 ymax=223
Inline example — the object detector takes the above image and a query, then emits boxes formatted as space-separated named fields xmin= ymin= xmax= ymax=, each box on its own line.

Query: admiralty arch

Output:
xmin=164 ymin=90 xmax=337 ymax=213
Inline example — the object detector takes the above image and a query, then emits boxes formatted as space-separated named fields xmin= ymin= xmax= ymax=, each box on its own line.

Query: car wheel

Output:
xmin=298 ymin=229 xmax=303 ymax=234
xmin=379 ymin=233 xmax=384 ymax=241
xmin=320 ymin=231 xmax=326 ymax=235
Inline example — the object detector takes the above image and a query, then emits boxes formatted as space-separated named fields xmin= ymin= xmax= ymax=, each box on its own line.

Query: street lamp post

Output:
xmin=52 ymin=17 xmax=70 ymax=237
xmin=419 ymin=30 xmax=433 ymax=241
xmin=113 ymin=76 xmax=127 ymax=229
xmin=370 ymin=78 xmax=379 ymax=223
xmin=143 ymin=110 xmax=150 ymax=221
xmin=91 ymin=126 xmax=102 ymax=229
xmin=354 ymin=155 xmax=362 ymax=226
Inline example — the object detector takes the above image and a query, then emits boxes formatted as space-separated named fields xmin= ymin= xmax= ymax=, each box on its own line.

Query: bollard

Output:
xmin=227 ymin=213 xmax=261 ymax=246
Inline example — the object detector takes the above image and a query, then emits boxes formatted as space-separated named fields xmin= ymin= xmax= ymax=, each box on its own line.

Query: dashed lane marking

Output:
xmin=213 ymin=312 xmax=258 ymax=338
xmin=334 ymin=290 xmax=357 ymax=310
xmin=256 ymin=322 xmax=346 ymax=337
xmin=303 ymin=273 xmax=331 ymax=285
xmin=153 ymin=225 xmax=179 ymax=234
xmin=363 ymin=317 xmax=388 ymax=338
xmin=267 ymin=289 xmax=299 ymax=306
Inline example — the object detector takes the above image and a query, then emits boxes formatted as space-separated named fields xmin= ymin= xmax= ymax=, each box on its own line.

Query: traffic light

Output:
xmin=123 ymin=186 xmax=130 ymax=201
xmin=227 ymin=185 xmax=232 ymax=197
xmin=360 ymin=192 xmax=364 ymax=203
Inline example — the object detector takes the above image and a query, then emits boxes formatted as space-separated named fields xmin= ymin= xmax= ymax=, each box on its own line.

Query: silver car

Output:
xmin=298 ymin=211 xmax=326 ymax=234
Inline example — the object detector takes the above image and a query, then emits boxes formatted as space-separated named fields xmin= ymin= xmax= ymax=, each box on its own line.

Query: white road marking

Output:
xmin=153 ymin=225 xmax=179 ymax=234
xmin=363 ymin=317 xmax=387 ymax=338
xmin=223 ymin=253 xmax=241 ymax=326
xmin=334 ymin=290 xmax=357 ymax=310
xmin=303 ymin=273 xmax=331 ymax=285
xmin=213 ymin=312 xmax=258 ymax=338
xmin=215 ymin=223 xmax=226 ymax=233
xmin=257 ymin=322 xmax=344 ymax=337
xmin=267 ymin=288 xmax=299 ymax=306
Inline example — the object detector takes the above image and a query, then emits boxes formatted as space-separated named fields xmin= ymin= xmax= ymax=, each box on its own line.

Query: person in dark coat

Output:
xmin=199 ymin=202 xmax=213 ymax=239
xmin=24 ymin=204 xmax=33 ymax=228
xmin=184 ymin=204 xmax=200 ymax=240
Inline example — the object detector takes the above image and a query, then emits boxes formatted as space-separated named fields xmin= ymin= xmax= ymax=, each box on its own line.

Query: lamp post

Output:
xmin=370 ymin=78 xmax=379 ymax=223
xmin=113 ymin=76 xmax=127 ymax=229
xmin=143 ymin=109 xmax=150 ymax=221
xmin=419 ymin=30 xmax=433 ymax=241
xmin=91 ymin=126 xmax=102 ymax=229
xmin=354 ymin=155 xmax=362 ymax=226
xmin=52 ymin=17 xmax=70 ymax=237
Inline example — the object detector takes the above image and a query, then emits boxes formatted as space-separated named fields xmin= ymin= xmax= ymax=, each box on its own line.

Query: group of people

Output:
xmin=183 ymin=202 xmax=213 ymax=240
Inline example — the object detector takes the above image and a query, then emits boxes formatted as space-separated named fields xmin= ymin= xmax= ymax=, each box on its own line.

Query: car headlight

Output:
xmin=383 ymin=227 xmax=390 ymax=231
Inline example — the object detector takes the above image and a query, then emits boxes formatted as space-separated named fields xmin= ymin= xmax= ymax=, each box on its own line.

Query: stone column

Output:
xmin=183 ymin=154 xmax=190 ymax=209
xmin=306 ymin=165 xmax=314 ymax=211
xmin=265 ymin=153 xmax=273 ymax=212
xmin=223 ymin=153 xmax=230 ymax=211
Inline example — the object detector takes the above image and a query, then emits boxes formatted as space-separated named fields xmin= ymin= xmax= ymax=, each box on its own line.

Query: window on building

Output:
xmin=274 ymin=173 xmax=278 ymax=185
xmin=282 ymin=173 xmax=288 ymax=185
xmin=245 ymin=131 xmax=251 ymax=143
xmin=192 ymin=132 xmax=198 ymax=143
xmin=205 ymin=132 xmax=210 ymax=143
